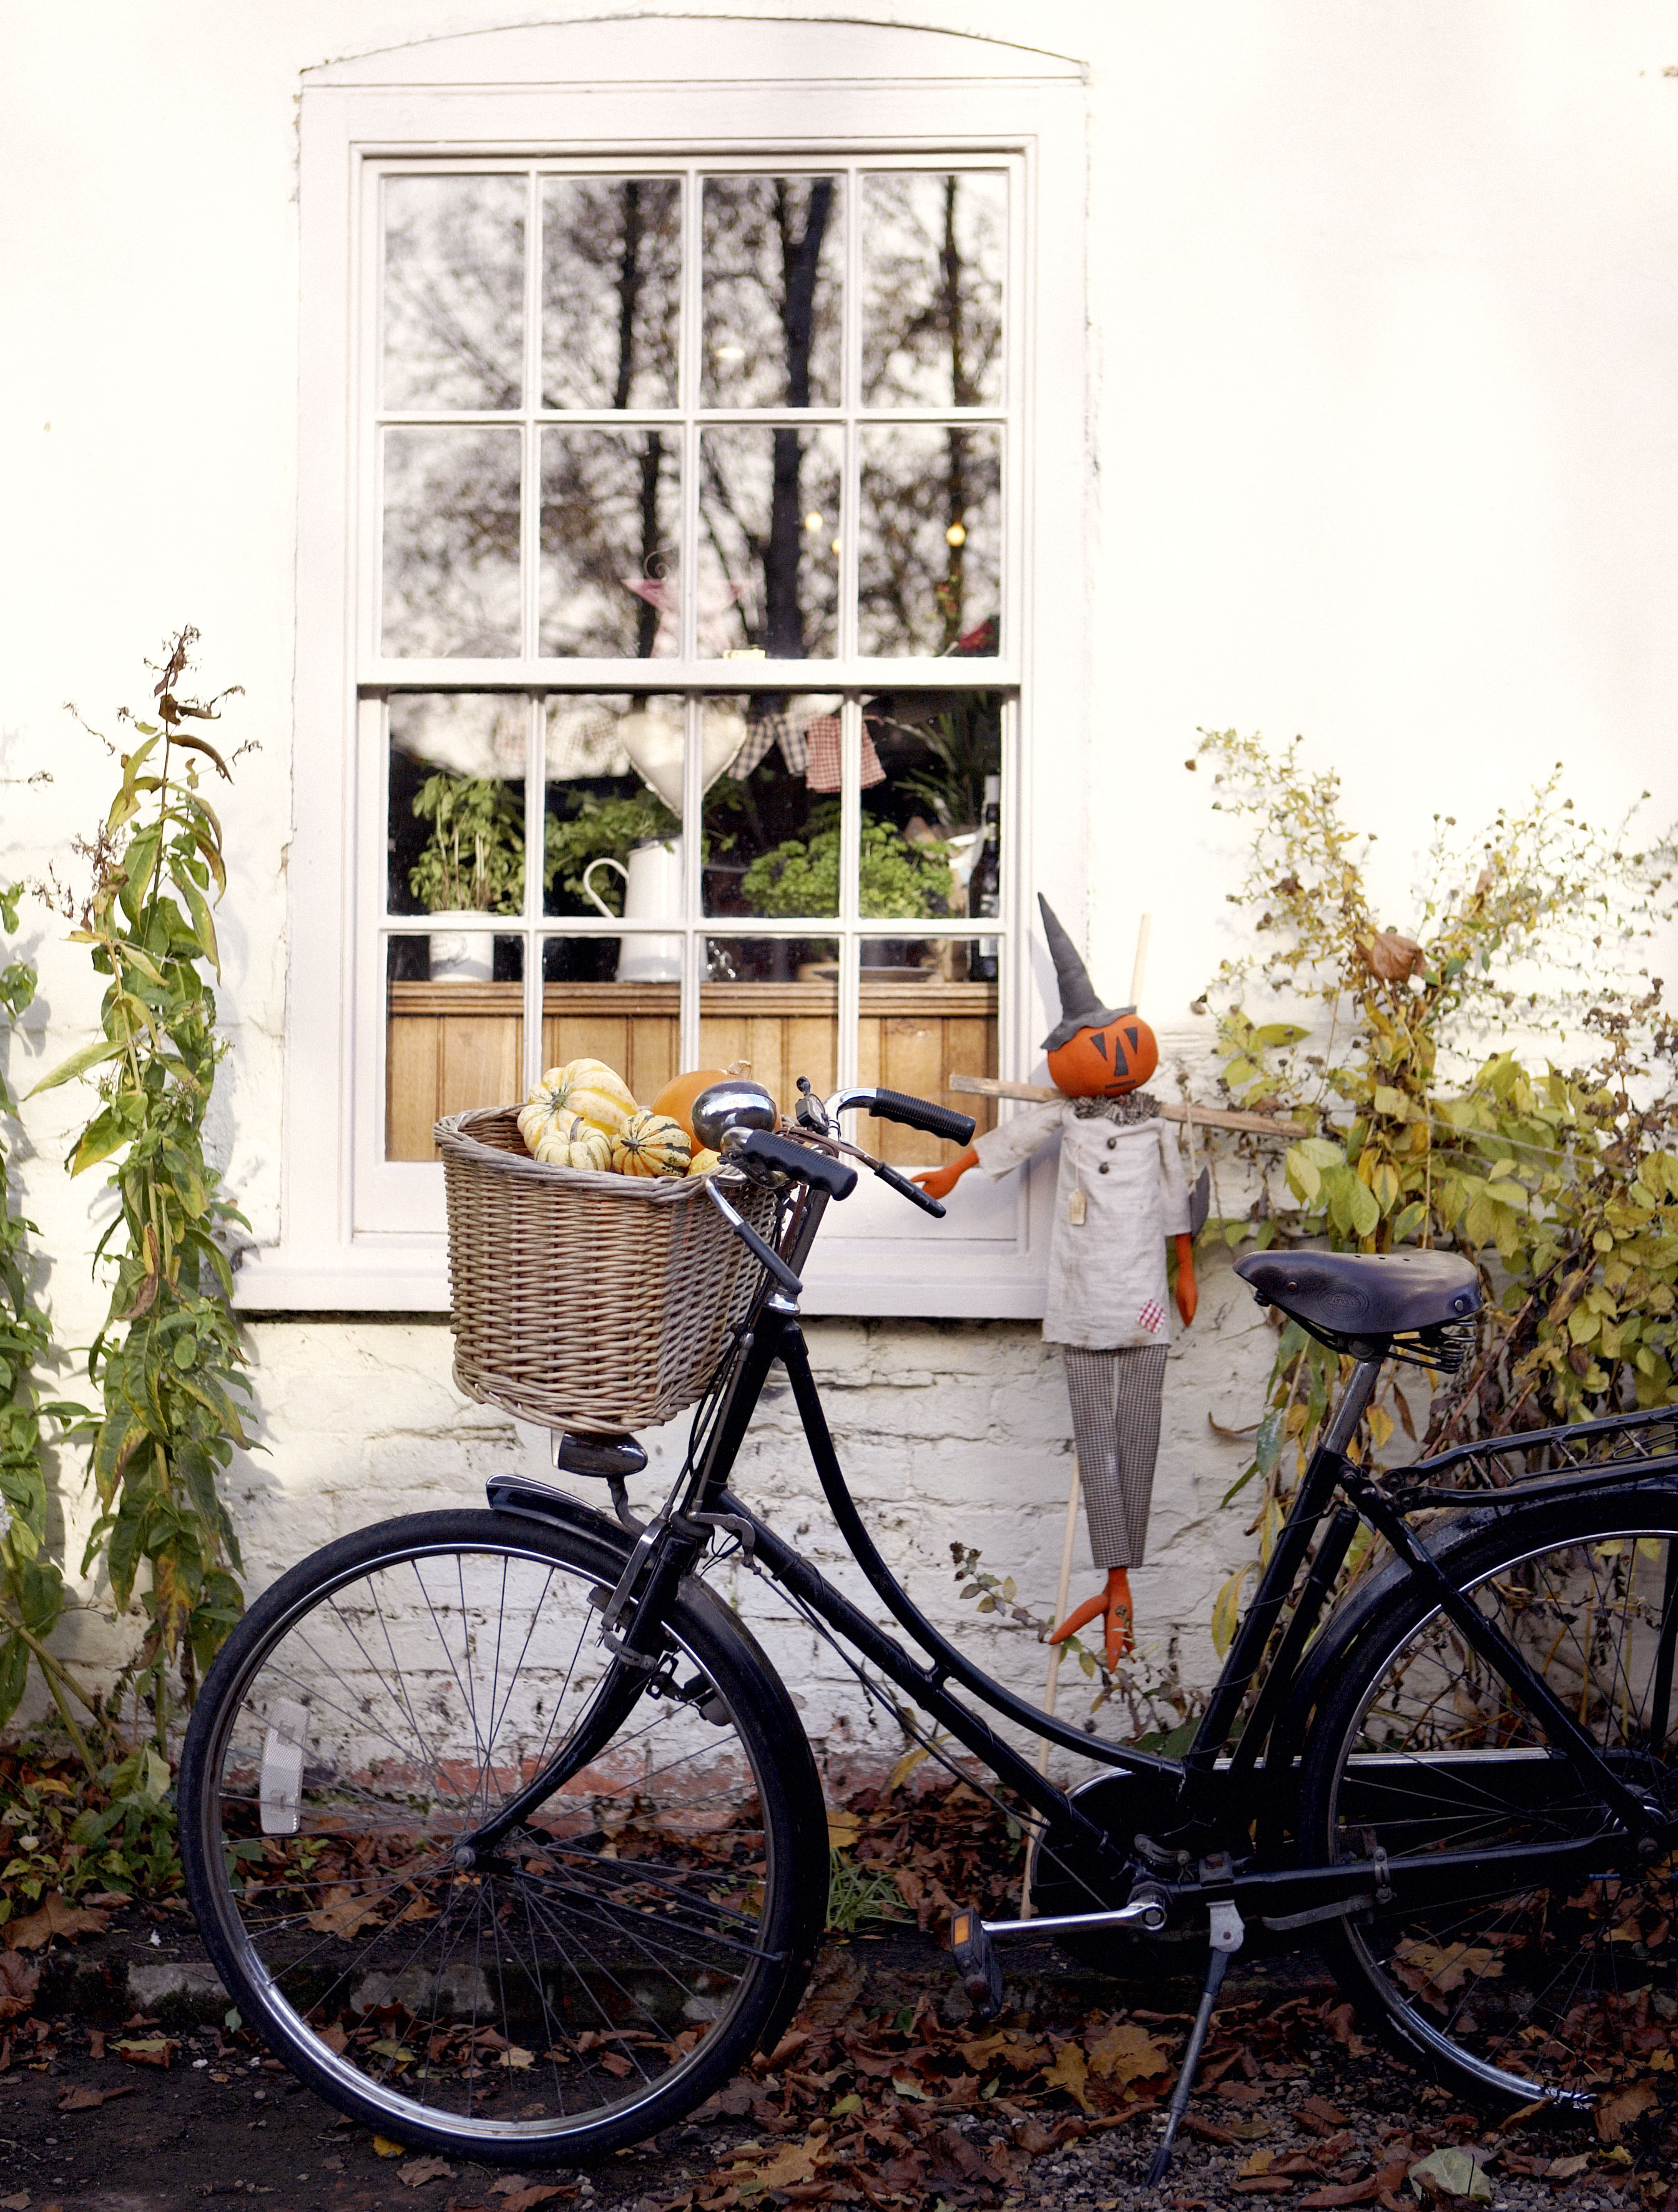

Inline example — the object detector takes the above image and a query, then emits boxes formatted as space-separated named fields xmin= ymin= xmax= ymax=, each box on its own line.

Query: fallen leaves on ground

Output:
xmin=114 ymin=2036 xmax=175 ymax=2067
xmin=4 ymin=1892 xmax=110 ymax=1949
xmin=1408 ymin=2146 xmax=1493 ymax=2201
xmin=0 ymin=1951 xmax=40 ymax=2017
xmin=373 ymin=2135 xmax=408 ymax=2158
xmin=1595 ymin=2080 xmax=1659 ymax=2143
xmin=57 ymin=2081 xmax=137 ymax=2111
xmin=399 ymin=2157 xmax=455 ymax=2186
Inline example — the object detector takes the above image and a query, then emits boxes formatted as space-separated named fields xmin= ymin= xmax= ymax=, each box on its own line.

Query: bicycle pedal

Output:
xmin=949 ymin=1911 xmax=1003 ymax=2020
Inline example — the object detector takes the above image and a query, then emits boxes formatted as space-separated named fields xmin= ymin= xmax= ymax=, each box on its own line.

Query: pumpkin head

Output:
xmin=1046 ymin=1013 xmax=1159 ymax=1100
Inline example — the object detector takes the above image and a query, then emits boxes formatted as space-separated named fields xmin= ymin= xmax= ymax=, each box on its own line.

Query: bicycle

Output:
xmin=180 ymin=1078 xmax=1678 ymax=2176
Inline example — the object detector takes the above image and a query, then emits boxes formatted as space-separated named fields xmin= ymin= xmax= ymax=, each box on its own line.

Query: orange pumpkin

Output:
xmin=1046 ymin=1013 xmax=1159 ymax=1100
xmin=650 ymin=1065 xmax=758 ymax=1143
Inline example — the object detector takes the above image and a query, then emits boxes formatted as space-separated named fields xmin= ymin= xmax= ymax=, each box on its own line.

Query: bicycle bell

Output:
xmin=691 ymin=1077 xmax=778 ymax=1151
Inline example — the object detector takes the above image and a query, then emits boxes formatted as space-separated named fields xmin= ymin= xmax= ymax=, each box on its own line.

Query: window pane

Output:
xmin=382 ymin=174 xmax=525 ymax=412
xmin=701 ymin=177 xmax=843 ymax=409
xmin=542 ymin=177 xmax=681 ymax=411
xmin=858 ymin=425 xmax=1000 ymax=657
xmin=386 ymin=932 xmax=524 ymax=1162
xmin=540 ymin=938 xmax=680 ymax=1108
xmin=861 ymin=172 xmax=1006 ymax=409
xmin=702 ymin=939 xmax=839 ymax=1112
xmin=704 ymin=694 xmax=843 ymax=919
xmin=860 ymin=692 xmax=1001 ymax=942
xmin=388 ymin=694 xmax=527 ymax=918
xmin=857 ymin=936 xmax=998 ymax=1167
xmin=544 ymin=695 xmax=702 ymax=930
xmin=382 ymin=426 xmax=523 ymax=658
xmin=540 ymin=428 xmax=681 ymax=657
xmin=698 ymin=427 xmax=841 ymax=657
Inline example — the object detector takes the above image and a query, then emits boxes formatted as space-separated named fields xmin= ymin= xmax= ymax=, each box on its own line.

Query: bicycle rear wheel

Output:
xmin=1299 ymin=1491 xmax=1678 ymax=2109
xmin=179 ymin=1506 xmax=827 ymax=2163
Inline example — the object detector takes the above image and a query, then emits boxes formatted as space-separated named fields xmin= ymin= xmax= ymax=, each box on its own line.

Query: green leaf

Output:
xmin=27 ymin=1036 xmax=126 ymax=1097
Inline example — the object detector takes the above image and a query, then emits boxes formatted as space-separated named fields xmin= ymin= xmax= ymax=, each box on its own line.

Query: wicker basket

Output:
xmin=436 ymin=1107 xmax=781 ymax=1434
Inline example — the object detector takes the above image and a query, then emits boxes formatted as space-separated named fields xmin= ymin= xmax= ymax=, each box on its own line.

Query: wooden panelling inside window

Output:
xmin=385 ymin=981 xmax=996 ymax=1161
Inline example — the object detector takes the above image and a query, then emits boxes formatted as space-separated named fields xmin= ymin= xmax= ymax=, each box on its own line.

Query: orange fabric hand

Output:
xmin=911 ymin=1145 xmax=979 ymax=1202
xmin=1174 ymin=1233 xmax=1197 ymax=1328
xmin=1048 ymin=1567 xmax=1134 ymax=1668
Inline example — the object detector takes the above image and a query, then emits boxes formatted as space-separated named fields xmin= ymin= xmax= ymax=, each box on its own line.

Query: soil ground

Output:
xmin=0 ymin=1899 xmax=1666 ymax=2212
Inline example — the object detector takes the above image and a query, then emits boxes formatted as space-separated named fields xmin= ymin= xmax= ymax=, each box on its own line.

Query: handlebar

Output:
xmin=725 ymin=1128 xmax=858 ymax=1200
xmin=704 ymin=1085 xmax=971 ymax=1298
xmin=822 ymin=1086 xmax=976 ymax=1148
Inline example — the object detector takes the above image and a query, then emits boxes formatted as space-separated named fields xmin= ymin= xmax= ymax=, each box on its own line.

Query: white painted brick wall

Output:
xmin=38 ymin=1247 xmax=1270 ymax=1777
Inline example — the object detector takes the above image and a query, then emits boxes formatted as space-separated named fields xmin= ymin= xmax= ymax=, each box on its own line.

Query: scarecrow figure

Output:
xmin=913 ymin=897 xmax=1197 ymax=1664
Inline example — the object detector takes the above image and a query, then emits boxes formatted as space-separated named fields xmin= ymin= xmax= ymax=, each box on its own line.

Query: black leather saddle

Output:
xmin=1234 ymin=1248 xmax=1480 ymax=1341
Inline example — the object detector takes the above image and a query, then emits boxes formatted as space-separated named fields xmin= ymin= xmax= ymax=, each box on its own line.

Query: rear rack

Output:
xmin=1393 ymin=1402 xmax=1678 ymax=1504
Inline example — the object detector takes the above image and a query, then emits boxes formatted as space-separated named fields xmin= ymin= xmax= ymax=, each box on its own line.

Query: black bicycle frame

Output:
xmin=479 ymin=1181 xmax=1678 ymax=1906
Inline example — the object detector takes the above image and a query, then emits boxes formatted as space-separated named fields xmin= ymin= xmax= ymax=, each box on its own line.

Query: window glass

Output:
xmin=540 ymin=428 xmax=681 ymax=658
xmin=858 ymin=424 xmax=1001 ymax=657
xmin=539 ymin=937 xmax=680 ymax=1104
xmin=860 ymin=171 xmax=1006 ymax=409
xmin=366 ymin=163 xmax=1015 ymax=1206
xmin=697 ymin=427 xmax=842 ymax=657
xmin=701 ymin=177 xmax=843 ymax=409
xmin=386 ymin=934 xmax=524 ymax=1162
xmin=856 ymin=934 xmax=998 ymax=1166
xmin=382 ymin=174 xmax=525 ymax=411
xmin=542 ymin=177 xmax=681 ymax=411
xmin=387 ymin=694 xmax=527 ymax=918
xmin=702 ymin=939 xmax=840 ymax=1113
xmin=382 ymin=427 xmax=523 ymax=657
xmin=704 ymin=693 xmax=840 ymax=919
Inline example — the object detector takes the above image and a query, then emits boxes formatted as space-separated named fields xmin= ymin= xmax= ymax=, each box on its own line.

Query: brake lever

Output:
xmin=702 ymin=1175 xmax=804 ymax=1296
xmin=870 ymin=1158 xmax=946 ymax=1218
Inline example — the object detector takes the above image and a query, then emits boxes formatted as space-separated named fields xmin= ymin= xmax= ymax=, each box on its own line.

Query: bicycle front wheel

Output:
xmin=1299 ymin=1490 xmax=1678 ymax=2110
xmin=179 ymin=1506 xmax=827 ymax=2163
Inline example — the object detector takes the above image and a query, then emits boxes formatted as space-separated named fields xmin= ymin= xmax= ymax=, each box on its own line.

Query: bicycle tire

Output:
xmin=179 ymin=1505 xmax=828 ymax=2163
xmin=1298 ymin=1487 xmax=1678 ymax=2110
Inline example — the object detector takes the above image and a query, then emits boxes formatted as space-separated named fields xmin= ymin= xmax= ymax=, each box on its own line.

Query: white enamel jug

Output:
xmin=582 ymin=838 xmax=684 ymax=982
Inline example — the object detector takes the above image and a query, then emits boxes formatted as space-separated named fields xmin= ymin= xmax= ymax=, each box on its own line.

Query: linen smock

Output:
xmin=971 ymin=1094 xmax=1192 ymax=1349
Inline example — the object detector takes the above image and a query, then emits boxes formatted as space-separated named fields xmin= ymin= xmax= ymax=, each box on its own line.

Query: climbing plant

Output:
xmin=34 ymin=629 xmax=254 ymax=1738
xmin=1192 ymin=730 xmax=1678 ymax=1643
xmin=0 ymin=886 xmax=87 ymax=1758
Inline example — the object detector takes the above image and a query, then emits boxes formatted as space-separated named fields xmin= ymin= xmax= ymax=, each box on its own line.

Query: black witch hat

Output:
xmin=1038 ymin=894 xmax=1132 ymax=1052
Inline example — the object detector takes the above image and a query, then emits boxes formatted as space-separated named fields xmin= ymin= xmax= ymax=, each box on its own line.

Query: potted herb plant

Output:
xmin=408 ymin=773 xmax=524 ymax=981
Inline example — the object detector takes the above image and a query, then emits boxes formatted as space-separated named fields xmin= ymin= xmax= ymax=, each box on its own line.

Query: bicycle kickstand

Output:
xmin=1147 ymin=1867 xmax=1246 ymax=2190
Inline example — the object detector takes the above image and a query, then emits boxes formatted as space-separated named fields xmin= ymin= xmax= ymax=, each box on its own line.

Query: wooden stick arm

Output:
xmin=947 ymin=1072 xmax=1308 ymax=1141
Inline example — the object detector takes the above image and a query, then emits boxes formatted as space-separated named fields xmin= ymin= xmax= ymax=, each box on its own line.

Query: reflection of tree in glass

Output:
xmin=383 ymin=426 xmax=523 ymax=658
xmin=543 ymin=178 xmax=680 ymax=409
xmin=861 ymin=172 xmax=1004 ymax=408
xmin=543 ymin=181 xmax=683 ymax=657
xmin=858 ymin=175 xmax=1004 ymax=657
xmin=700 ymin=179 xmax=841 ymax=657
xmin=858 ymin=425 xmax=1000 ymax=657
xmin=382 ymin=176 xmax=525 ymax=411
xmin=541 ymin=429 xmax=680 ymax=657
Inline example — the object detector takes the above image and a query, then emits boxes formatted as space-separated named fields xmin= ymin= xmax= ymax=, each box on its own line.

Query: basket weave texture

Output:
xmin=437 ymin=1107 xmax=780 ymax=1434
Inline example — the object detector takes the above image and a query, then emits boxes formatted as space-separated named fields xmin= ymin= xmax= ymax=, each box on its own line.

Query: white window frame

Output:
xmin=240 ymin=17 xmax=1088 ymax=1317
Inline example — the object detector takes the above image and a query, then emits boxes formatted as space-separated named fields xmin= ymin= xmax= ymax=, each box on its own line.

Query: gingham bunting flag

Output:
xmin=1137 ymin=1298 xmax=1166 ymax=1335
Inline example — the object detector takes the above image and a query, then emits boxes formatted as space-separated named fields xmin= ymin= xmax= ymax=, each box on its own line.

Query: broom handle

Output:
xmin=1022 ymin=1458 xmax=1083 ymax=1919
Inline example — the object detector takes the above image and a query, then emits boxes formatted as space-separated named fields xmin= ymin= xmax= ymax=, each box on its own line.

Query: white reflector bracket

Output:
xmin=260 ymin=1698 xmax=310 ymax=1835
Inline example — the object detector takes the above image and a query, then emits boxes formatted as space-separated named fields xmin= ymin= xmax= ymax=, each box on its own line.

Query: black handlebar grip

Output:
xmin=871 ymin=1159 xmax=946 ymax=1218
xmin=866 ymin=1089 xmax=977 ymax=1147
xmin=730 ymin=1128 xmax=859 ymax=1200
